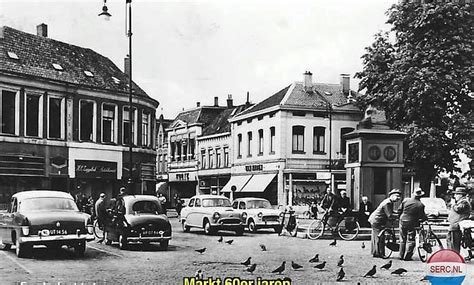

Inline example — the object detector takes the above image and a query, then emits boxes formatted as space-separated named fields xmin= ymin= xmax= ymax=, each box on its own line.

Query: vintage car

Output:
xmin=421 ymin=197 xmax=449 ymax=222
xmin=232 ymin=198 xmax=282 ymax=233
xmin=0 ymin=190 xmax=94 ymax=258
xmin=103 ymin=195 xmax=171 ymax=250
xmin=180 ymin=195 xmax=246 ymax=235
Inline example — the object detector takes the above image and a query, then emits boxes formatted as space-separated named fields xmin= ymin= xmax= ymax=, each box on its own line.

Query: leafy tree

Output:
xmin=355 ymin=1 xmax=473 ymax=192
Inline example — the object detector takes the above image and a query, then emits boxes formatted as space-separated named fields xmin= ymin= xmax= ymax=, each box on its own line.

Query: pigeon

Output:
xmin=271 ymin=261 xmax=286 ymax=274
xmin=309 ymin=254 xmax=319 ymax=263
xmin=361 ymin=242 xmax=365 ymax=249
xmin=195 ymin=247 xmax=206 ymax=254
xmin=195 ymin=269 xmax=203 ymax=279
xmin=246 ymin=263 xmax=257 ymax=273
xmin=218 ymin=236 xmax=223 ymax=243
xmin=391 ymin=268 xmax=407 ymax=276
xmin=337 ymin=255 xmax=344 ymax=267
xmin=314 ymin=261 xmax=326 ymax=270
xmin=260 ymin=244 xmax=267 ymax=251
xmin=241 ymin=257 xmax=252 ymax=266
xmin=329 ymin=239 xmax=337 ymax=246
xmin=381 ymin=260 xmax=392 ymax=270
xmin=291 ymin=261 xmax=303 ymax=270
xmin=336 ymin=267 xmax=345 ymax=281
xmin=363 ymin=265 xmax=377 ymax=277
xmin=225 ymin=239 xmax=234 ymax=245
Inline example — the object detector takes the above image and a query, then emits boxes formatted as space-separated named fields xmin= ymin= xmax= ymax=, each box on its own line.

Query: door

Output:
xmin=373 ymin=168 xmax=388 ymax=206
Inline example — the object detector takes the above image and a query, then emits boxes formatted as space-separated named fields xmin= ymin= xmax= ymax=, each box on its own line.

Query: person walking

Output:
xmin=368 ymin=189 xmax=402 ymax=258
xmin=447 ymin=187 xmax=471 ymax=253
xmin=94 ymin=193 xmax=107 ymax=242
xmin=397 ymin=188 xmax=428 ymax=261
xmin=358 ymin=196 xmax=373 ymax=227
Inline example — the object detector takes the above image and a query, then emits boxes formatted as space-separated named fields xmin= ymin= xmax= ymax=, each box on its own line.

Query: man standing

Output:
xmin=448 ymin=187 xmax=471 ymax=252
xmin=368 ymin=189 xmax=402 ymax=258
xmin=398 ymin=188 xmax=427 ymax=261
xmin=359 ymin=196 xmax=373 ymax=227
xmin=94 ymin=193 xmax=107 ymax=242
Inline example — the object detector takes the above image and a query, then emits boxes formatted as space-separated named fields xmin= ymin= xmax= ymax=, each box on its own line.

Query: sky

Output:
xmin=0 ymin=0 xmax=397 ymax=118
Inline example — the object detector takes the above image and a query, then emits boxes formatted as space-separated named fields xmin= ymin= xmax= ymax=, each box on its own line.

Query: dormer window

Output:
xmin=7 ymin=51 xmax=19 ymax=60
xmin=84 ymin=70 xmax=94 ymax=77
xmin=112 ymin=77 xmax=120 ymax=84
xmin=52 ymin=63 xmax=63 ymax=71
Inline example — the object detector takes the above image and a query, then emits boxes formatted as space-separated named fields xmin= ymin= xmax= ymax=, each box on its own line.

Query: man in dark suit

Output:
xmin=358 ymin=196 xmax=373 ymax=227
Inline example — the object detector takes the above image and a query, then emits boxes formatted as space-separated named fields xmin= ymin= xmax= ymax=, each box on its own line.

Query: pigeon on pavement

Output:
xmin=336 ymin=267 xmax=345 ymax=281
xmin=271 ymin=261 xmax=286 ymax=274
xmin=218 ymin=236 xmax=223 ymax=243
xmin=309 ymin=254 xmax=319 ymax=263
xmin=260 ymin=244 xmax=267 ymax=251
xmin=246 ymin=264 xmax=257 ymax=273
xmin=361 ymin=242 xmax=365 ymax=249
xmin=195 ymin=247 xmax=206 ymax=254
xmin=225 ymin=240 xmax=234 ymax=245
xmin=381 ymin=260 xmax=392 ymax=270
xmin=337 ymin=255 xmax=344 ymax=267
xmin=314 ymin=261 xmax=326 ymax=270
xmin=391 ymin=268 xmax=407 ymax=276
xmin=329 ymin=239 xmax=337 ymax=246
xmin=241 ymin=257 xmax=251 ymax=266
xmin=291 ymin=261 xmax=303 ymax=270
xmin=363 ymin=265 xmax=377 ymax=277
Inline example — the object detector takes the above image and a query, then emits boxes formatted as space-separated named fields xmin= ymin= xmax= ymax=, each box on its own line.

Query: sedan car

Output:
xmin=180 ymin=195 xmax=246 ymax=235
xmin=420 ymin=197 xmax=449 ymax=222
xmin=232 ymin=198 xmax=282 ymax=233
xmin=0 ymin=190 xmax=94 ymax=258
xmin=103 ymin=195 xmax=171 ymax=250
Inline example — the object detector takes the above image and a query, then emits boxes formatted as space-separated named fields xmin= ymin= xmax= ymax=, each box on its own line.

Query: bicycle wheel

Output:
xmin=417 ymin=229 xmax=428 ymax=262
xmin=307 ymin=219 xmax=325 ymax=240
xmin=93 ymin=220 xmax=104 ymax=239
xmin=380 ymin=229 xmax=396 ymax=259
xmin=337 ymin=218 xmax=360 ymax=241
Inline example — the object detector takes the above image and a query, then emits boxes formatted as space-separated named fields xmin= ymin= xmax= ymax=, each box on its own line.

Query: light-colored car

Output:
xmin=180 ymin=195 xmax=246 ymax=235
xmin=420 ymin=197 xmax=449 ymax=222
xmin=232 ymin=198 xmax=282 ymax=233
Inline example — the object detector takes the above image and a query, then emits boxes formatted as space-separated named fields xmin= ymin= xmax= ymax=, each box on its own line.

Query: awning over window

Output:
xmin=221 ymin=175 xmax=252 ymax=192
xmin=240 ymin=173 xmax=276 ymax=192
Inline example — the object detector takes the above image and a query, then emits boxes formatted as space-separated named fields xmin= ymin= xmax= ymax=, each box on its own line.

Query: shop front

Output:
xmin=169 ymin=170 xmax=198 ymax=200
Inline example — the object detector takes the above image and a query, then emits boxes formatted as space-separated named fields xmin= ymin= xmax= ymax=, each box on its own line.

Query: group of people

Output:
xmin=369 ymin=186 xmax=472 ymax=260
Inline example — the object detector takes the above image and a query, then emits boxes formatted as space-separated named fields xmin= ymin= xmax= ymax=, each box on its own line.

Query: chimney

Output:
xmin=124 ymin=56 xmax=130 ymax=76
xmin=196 ymin=102 xmax=200 ymax=107
xmin=214 ymin=96 xmax=219 ymax=107
xmin=245 ymin=91 xmax=250 ymax=107
xmin=340 ymin=74 xmax=350 ymax=95
xmin=37 ymin=23 xmax=48 ymax=38
xmin=227 ymin=94 xmax=233 ymax=108
xmin=303 ymin=71 xmax=313 ymax=89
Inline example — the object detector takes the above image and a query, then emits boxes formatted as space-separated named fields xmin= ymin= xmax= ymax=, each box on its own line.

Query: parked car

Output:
xmin=420 ymin=197 xmax=449 ymax=222
xmin=0 ymin=190 xmax=94 ymax=258
xmin=180 ymin=195 xmax=246 ymax=235
xmin=104 ymin=195 xmax=171 ymax=250
xmin=232 ymin=198 xmax=282 ymax=233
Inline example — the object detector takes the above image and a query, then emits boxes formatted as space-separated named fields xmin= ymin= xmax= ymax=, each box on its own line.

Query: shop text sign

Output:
xmin=75 ymin=160 xmax=117 ymax=179
xmin=170 ymin=172 xmax=196 ymax=182
xmin=245 ymin=164 xmax=263 ymax=172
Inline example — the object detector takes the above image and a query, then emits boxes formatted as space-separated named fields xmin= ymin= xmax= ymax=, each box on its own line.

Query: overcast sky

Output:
xmin=1 ymin=0 xmax=396 ymax=118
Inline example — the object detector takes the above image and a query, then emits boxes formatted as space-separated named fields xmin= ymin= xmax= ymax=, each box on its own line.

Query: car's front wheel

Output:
xmin=248 ymin=220 xmax=257 ymax=233
xmin=74 ymin=241 xmax=86 ymax=257
xmin=15 ymin=239 xmax=31 ymax=258
xmin=203 ymin=220 xmax=214 ymax=235
xmin=118 ymin=234 xmax=128 ymax=250
xmin=160 ymin=240 xmax=169 ymax=250
xmin=182 ymin=221 xmax=190 ymax=232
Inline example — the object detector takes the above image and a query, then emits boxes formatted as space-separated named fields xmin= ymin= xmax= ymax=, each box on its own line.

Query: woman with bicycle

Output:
xmin=368 ymin=189 xmax=402 ymax=258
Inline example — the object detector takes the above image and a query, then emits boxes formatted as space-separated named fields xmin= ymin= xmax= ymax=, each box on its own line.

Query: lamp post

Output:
xmin=99 ymin=0 xmax=134 ymax=194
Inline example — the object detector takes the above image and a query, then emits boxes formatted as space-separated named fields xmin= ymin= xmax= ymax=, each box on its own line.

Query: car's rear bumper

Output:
xmin=19 ymin=234 xmax=95 ymax=243
xmin=126 ymin=236 xmax=172 ymax=243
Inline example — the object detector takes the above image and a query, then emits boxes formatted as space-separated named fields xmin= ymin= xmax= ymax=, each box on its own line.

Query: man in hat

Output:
xmin=448 ymin=187 xmax=471 ymax=252
xmin=368 ymin=189 xmax=402 ymax=258
xmin=397 ymin=188 xmax=428 ymax=260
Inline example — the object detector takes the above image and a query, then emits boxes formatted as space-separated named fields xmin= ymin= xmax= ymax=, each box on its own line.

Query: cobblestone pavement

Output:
xmin=1 ymin=217 xmax=472 ymax=285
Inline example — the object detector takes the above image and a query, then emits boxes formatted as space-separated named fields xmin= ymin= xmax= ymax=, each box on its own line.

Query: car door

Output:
xmin=188 ymin=198 xmax=202 ymax=227
xmin=0 ymin=198 xmax=16 ymax=243
xmin=182 ymin=198 xmax=194 ymax=225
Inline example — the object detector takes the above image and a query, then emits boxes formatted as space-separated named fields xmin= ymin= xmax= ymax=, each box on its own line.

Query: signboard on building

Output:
xmin=169 ymin=171 xmax=197 ymax=182
xmin=75 ymin=160 xmax=117 ymax=179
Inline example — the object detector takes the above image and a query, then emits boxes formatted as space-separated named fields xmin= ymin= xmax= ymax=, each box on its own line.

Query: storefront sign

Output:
xmin=75 ymin=160 xmax=117 ymax=179
xmin=169 ymin=171 xmax=197 ymax=182
xmin=245 ymin=164 xmax=263 ymax=172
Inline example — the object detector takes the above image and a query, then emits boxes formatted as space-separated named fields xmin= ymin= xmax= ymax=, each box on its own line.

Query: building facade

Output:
xmin=0 ymin=24 xmax=159 ymax=204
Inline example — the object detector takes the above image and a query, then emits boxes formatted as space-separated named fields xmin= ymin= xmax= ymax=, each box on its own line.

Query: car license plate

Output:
xmin=49 ymin=229 xmax=68 ymax=235
xmin=142 ymin=230 xmax=160 ymax=236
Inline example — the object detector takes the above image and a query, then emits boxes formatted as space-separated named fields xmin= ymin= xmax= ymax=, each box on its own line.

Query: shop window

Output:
xmin=292 ymin=125 xmax=305 ymax=153
xmin=102 ymin=104 xmax=116 ymax=143
xmin=258 ymin=129 xmax=264 ymax=155
xmin=79 ymin=100 xmax=96 ymax=141
xmin=141 ymin=112 xmax=150 ymax=147
xmin=247 ymin=131 xmax=253 ymax=157
xmin=0 ymin=89 xmax=18 ymax=135
xmin=237 ymin=134 xmax=242 ymax=158
xmin=340 ymin=127 xmax=354 ymax=155
xmin=123 ymin=106 xmax=136 ymax=145
xmin=25 ymin=93 xmax=42 ymax=137
xmin=270 ymin=127 xmax=275 ymax=154
xmin=48 ymin=97 xmax=64 ymax=139
xmin=313 ymin=126 xmax=325 ymax=153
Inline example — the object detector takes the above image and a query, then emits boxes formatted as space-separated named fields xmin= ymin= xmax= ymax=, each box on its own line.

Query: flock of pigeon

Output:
xmin=194 ymin=237 xmax=410 ymax=282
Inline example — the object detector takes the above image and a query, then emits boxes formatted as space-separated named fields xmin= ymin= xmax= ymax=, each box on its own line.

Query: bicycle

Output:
xmin=306 ymin=210 xmax=360 ymax=240
xmin=278 ymin=208 xmax=298 ymax=237
xmin=93 ymin=219 xmax=105 ymax=240
xmin=377 ymin=222 xmax=399 ymax=259
xmin=417 ymin=222 xmax=444 ymax=262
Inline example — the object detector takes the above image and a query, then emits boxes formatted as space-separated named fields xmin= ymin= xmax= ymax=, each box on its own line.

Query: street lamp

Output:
xmin=99 ymin=0 xmax=134 ymax=194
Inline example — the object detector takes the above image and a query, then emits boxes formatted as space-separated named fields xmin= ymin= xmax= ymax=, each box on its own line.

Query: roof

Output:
xmin=239 ymin=85 xmax=290 ymax=116
xmin=233 ymin=197 xmax=270 ymax=202
xmin=13 ymin=190 xmax=74 ymax=200
xmin=201 ymin=104 xmax=250 ymax=136
xmin=123 ymin=195 xmax=160 ymax=204
xmin=0 ymin=26 xmax=156 ymax=104
xmin=190 ymin=195 xmax=229 ymax=199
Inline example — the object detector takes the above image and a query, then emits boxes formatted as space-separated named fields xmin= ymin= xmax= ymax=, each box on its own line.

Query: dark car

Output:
xmin=103 ymin=195 xmax=171 ymax=250
xmin=0 ymin=190 xmax=94 ymax=258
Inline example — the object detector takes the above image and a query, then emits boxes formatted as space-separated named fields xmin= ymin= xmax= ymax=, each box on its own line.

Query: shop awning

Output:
xmin=240 ymin=173 xmax=276 ymax=192
xmin=221 ymin=175 xmax=252 ymax=192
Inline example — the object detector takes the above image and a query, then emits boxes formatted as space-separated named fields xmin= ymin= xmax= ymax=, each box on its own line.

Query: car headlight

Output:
xmin=257 ymin=212 xmax=263 ymax=218
xmin=242 ymin=212 xmax=247 ymax=220
xmin=279 ymin=212 xmax=284 ymax=218
xmin=22 ymin=226 xmax=30 ymax=236
xmin=213 ymin=212 xmax=220 ymax=221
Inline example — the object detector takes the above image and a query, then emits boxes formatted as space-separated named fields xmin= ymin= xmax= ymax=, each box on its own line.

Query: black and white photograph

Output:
xmin=0 ymin=0 xmax=473 ymax=284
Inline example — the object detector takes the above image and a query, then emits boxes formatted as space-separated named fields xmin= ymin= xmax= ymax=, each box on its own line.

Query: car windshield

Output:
xmin=202 ymin=198 xmax=231 ymax=207
xmin=131 ymin=200 xmax=164 ymax=214
xmin=19 ymin=197 xmax=79 ymax=212
xmin=246 ymin=200 xmax=272 ymax=209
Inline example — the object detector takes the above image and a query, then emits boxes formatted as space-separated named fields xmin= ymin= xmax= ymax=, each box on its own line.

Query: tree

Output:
xmin=355 ymin=1 xmax=473 ymax=192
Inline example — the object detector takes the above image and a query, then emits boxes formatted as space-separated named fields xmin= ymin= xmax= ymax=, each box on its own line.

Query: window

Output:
xmin=163 ymin=154 xmax=168 ymax=172
xmin=237 ymin=134 xmax=242 ymax=158
xmin=270 ymin=127 xmax=275 ymax=154
xmin=102 ymin=104 xmax=116 ymax=143
xmin=216 ymin=148 xmax=221 ymax=168
xmin=258 ymin=129 xmax=264 ymax=155
xmin=340 ymin=127 xmax=355 ymax=155
xmin=292 ymin=111 xmax=306 ymax=117
xmin=224 ymin=147 xmax=229 ymax=167
xmin=183 ymin=140 xmax=188 ymax=161
xmin=170 ymin=142 xmax=176 ymax=161
xmin=247 ymin=131 xmax=253 ymax=157
xmin=176 ymin=141 xmax=182 ymax=161
xmin=188 ymin=198 xmax=195 ymax=207
xmin=195 ymin=198 xmax=201 ymax=207
xmin=0 ymin=90 xmax=18 ymax=135
xmin=292 ymin=126 xmax=305 ymax=153
xmin=209 ymin=149 xmax=214 ymax=168
xmin=141 ymin=112 xmax=150 ymax=146
xmin=189 ymin=138 xmax=195 ymax=159
xmin=313 ymin=127 xmax=325 ymax=153
xmin=25 ymin=93 xmax=42 ymax=137
xmin=48 ymin=97 xmax=64 ymax=139
xmin=201 ymin=149 xmax=206 ymax=169
xmin=123 ymin=106 xmax=136 ymax=145
xmin=79 ymin=100 xmax=96 ymax=141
